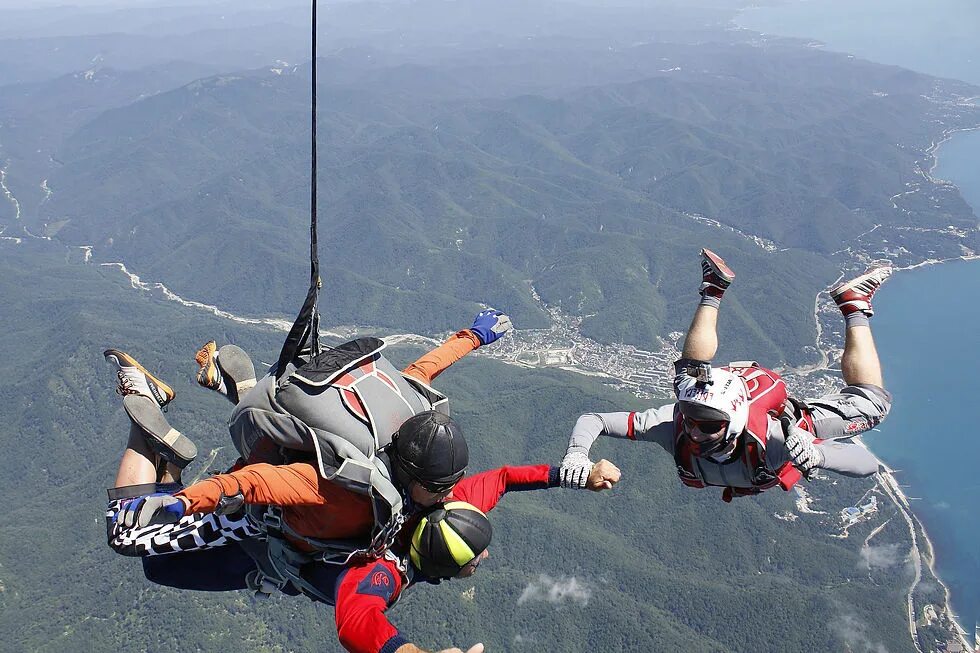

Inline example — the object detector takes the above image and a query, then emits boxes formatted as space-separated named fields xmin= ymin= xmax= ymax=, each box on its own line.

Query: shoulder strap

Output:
xmin=672 ymin=410 xmax=706 ymax=488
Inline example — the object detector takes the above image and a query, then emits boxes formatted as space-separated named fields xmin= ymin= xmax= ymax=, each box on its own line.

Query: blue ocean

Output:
xmin=737 ymin=0 xmax=980 ymax=85
xmin=741 ymin=0 xmax=980 ymax=627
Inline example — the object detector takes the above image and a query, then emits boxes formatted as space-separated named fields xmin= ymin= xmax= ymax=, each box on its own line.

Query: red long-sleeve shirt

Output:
xmin=334 ymin=464 xmax=559 ymax=653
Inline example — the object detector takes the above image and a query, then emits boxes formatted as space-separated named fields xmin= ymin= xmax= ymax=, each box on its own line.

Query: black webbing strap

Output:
xmin=276 ymin=0 xmax=321 ymax=379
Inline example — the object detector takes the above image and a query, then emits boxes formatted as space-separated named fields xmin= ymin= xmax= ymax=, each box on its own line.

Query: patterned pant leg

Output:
xmin=106 ymin=498 xmax=262 ymax=557
xmin=806 ymin=383 xmax=893 ymax=440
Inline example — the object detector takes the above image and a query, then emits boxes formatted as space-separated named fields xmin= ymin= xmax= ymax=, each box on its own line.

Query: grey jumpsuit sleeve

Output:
xmin=763 ymin=416 xmax=882 ymax=478
xmin=565 ymin=405 xmax=676 ymax=460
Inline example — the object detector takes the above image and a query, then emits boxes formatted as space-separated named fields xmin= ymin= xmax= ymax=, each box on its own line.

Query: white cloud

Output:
xmin=831 ymin=615 xmax=891 ymax=653
xmin=860 ymin=543 xmax=906 ymax=570
xmin=517 ymin=574 xmax=591 ymax=607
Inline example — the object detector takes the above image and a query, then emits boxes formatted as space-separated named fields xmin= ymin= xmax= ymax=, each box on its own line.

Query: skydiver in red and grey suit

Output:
xmin=559 ymin=248 xmax=892 ymax=502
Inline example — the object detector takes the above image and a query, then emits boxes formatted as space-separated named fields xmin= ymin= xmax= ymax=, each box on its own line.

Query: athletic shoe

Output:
xmin=830 ymin=266 xmax=892 ymax=317
xmin=123 ymin=395 xmax=197 ymax=468
xmin=195 ymin=341 xmax=257 ymax=404
xmin=217 ymin=344 xmax=257 ymax=403
xmin=104 ymin=349 xmax=175 ymax=408
xmin=699 ymin=248 xmax=735 ymax=298
xmin=195 ymin=340 xmax=224 ymax=392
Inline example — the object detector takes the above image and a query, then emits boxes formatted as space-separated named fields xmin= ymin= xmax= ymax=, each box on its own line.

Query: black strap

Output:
xmin=276 ymin=0 xmax=322 ymax=378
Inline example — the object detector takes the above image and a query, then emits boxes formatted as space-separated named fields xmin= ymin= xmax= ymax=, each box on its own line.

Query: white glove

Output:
xmin=783 ymin=421 xmax=824 ymax=476
xmin=559 ymin=451 xmax=595 ymax=489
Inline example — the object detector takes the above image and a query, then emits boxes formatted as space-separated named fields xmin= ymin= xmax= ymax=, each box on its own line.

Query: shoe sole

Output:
xmin=103 ymin=349 xmax=175 ymax=406
xmin=216 ymin=344 xmax=257 ymax=397
xmin=830 ymin=267 xmax=892 ymax=298
xmin=123 ymin=394 xmax=197 ymax=467
xmin=701 ymin=248 xmax=735 ymax=283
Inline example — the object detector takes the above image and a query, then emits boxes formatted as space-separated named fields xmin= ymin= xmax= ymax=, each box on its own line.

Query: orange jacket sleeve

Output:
xmin=401 ymin=329 xmax=481 ymax=384
xmin=175 ymin=462 xmax=326 ymax=513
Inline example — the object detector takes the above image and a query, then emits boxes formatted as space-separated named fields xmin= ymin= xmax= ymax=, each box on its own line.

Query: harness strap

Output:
xmin=275 ymin=0 xmax=322 ymax=378
xmin=251 ymin=504 xmax=374 ymax=565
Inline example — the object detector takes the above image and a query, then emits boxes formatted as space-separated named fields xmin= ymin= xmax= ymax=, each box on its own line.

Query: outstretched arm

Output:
xmin=118 ymin=462 xmax=336 ymax=528
xmin=402 ymin=311 xmax=513 ymax=384
xmin=560 ymin=407 xmax=675 ymax=487
xmin=402 ymin=330 xmax=481 ymax=385
xmin=452 ymin=462 xmax=619 ymax=514
xmin=335 ymin=559 xmax=483 ymax=653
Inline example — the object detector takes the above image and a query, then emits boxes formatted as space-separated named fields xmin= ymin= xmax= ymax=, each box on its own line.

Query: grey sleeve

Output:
xmin=764 ymin=417 xmax=880 ymax=478
xmin=565 ymin=405 xmax=675 ymax=459
xmin=815 ymin=440 xmax=881 ymax=477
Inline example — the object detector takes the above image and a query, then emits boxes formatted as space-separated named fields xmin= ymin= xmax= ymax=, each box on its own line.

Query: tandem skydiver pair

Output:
xmin=104 ymin=308 xmax=616 ymax=653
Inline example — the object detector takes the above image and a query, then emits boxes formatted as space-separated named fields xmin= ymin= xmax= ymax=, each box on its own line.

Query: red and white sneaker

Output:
xmin=830 ymin=266 xmax=892 ymax=317
xmin=699 ymin=248 xmax=735 ymax=299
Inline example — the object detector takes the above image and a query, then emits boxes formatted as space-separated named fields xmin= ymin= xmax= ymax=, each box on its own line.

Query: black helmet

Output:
xmin=410 ymin=501 xmax=492 ymax=579
xmin=391 ymin=411 xmax=468 ymax=493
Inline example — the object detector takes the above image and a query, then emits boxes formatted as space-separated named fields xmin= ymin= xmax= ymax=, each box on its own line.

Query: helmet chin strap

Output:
xmin=689 ymin=429 xmax=737 ymax=459
xmin=705 ymin=437 xmax=739 ymax=461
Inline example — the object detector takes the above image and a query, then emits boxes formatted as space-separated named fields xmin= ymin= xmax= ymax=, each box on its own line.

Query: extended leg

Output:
xmin=830 ymin=267 xmax=891 ymax=388
xmin=680 ymin=248 xmax=734 ymax=362
xmin=105 ymin=349 xmax=195 ymax=486
xmin=802 ymin=267 xmax=894 ymax=441
xmin=841 ymin=326 xmax=883 ymax=388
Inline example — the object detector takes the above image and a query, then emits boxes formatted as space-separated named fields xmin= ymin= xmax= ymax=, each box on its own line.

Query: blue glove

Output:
xmin=469 ymin=309 xmax=513 ymax=346
xmin=117 ymin=492 xmax=186 ymax=528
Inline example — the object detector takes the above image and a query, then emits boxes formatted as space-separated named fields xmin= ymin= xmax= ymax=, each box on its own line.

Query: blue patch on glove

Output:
xmin=118 ymin=492 xmax=185 ymax=528
xmin=469 ymin=309 xmax=512 ymax=346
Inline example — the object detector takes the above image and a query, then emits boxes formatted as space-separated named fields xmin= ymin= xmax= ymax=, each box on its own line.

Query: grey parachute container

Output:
xmin=229 ymin=337 xmax=449 ymax=558
xmin=230 ymin=337 xmax=447 ymax=477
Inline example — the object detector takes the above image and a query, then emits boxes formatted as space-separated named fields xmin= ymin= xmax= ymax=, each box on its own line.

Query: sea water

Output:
xmin=737 ymin=0 xmax=980 ymax=86
xmin=740 ymin=0 xmax=980 ymax=626
xmin=867 ymin=257 xmax=980 ymax=625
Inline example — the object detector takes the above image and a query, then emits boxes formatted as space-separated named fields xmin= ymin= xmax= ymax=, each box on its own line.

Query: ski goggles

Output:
xmin=415 ymin=477 xmax=459 ymax=495
xmin=683 ymin=415 xmax=729 ymax=436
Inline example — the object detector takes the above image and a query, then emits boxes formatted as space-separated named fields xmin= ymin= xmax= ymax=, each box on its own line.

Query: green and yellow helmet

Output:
xmin=410 ymin=501 xmax=492 ymax=579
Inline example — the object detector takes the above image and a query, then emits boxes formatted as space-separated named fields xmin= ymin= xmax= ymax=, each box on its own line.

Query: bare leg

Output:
xmin=113 ymin=422 xmax=184 ymax=488
xmin=841 ymin=325 xmax=884 ymax=388
xmin=113 ymin=422 xmax=159 ymax=488
xmin=830 ymin=267 xmax=891 ymax=389
xmin=683 ymin=248 xmax=734 ymax=361
xmin=681 ymin=305 xmax=720 ymax=361
xmin=160 ymin=463 xmax=183 ymax=484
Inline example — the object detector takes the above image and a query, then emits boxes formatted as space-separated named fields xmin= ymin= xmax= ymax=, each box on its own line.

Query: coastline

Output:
xmin=783 ymin=113 xmax=980 ymax=650
xmin=885 ymin=121 xmax=980 ymax=639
